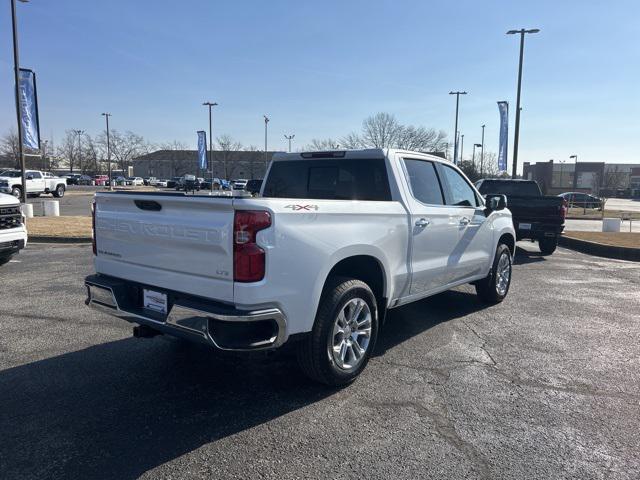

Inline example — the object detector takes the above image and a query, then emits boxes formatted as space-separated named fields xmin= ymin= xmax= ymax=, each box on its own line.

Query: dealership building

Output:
xmin=523 ymin=160 xmax=640 ymax=196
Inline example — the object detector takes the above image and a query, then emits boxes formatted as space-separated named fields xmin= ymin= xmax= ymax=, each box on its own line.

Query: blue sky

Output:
xmin=0 ymin=0 xmax=638 ymax=169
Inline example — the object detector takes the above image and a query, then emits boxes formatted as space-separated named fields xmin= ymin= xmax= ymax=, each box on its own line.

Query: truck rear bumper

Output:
xmin=84 ymin=274 xmax=288 ymax=351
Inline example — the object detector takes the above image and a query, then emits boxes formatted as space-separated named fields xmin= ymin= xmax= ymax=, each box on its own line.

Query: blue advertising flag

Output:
xmin=18 ymin=69 xmax=40 ymax=150
xmin=197 ymin=131 xmax=207 ymax=170
xmin=497 ymin=101 xmax=509 ymax=172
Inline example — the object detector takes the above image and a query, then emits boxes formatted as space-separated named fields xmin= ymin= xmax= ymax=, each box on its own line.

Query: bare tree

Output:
xmin=0 ymin=130 xmax=20 ymax=168
xmin=159 ymin=141 xmax=189 ymax=177
xmin=306 ymin=138 xmax=341 ymax=150
xmin=598 ymin=166 xmax=628 ymax=216
xmin=395 ymin=126 xmax=448 ymax=152
xmin=217 ymin=135 xmax=243 ymax=179
xmin=361 ymin=112 xmax=402 ymax=148
xmin=96 ymin=130 xmax=147 ymax=173
xmin=339 ymin=132 xmax=362 ymax=149
xmin=57 ymin=130 xmax=81 ymax=173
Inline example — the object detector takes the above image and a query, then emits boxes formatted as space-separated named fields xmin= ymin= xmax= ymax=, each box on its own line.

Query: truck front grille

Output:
xmin=0 ymin=206 xmax=21 ymax=230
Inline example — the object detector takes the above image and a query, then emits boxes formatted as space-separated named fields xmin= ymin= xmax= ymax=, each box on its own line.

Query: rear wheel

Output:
xmin=539 ymin=237 xmax=557 ymax=255
xmin=53 ymin=185 xmax=65 ymax=198
xmin=11 ymin=186 xmax=21 ymax=199
xmin=475 ymin=243 xmax=512 ymax=304
xmin=297 ymin=277 xmax=378 ymax=386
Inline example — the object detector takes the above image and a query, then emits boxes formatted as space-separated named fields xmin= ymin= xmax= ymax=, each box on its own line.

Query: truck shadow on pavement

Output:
xmin=513 ymin=246 xmax=547 ymax=265
xmin=1 ymin=290 xmax=485 ymax=480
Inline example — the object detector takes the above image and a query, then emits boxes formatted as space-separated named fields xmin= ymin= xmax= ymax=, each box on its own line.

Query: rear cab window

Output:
xmin=402 ymin=158 xmax=445 ymax=205
xmin=262 ymin=158 xmax=391 ymax=200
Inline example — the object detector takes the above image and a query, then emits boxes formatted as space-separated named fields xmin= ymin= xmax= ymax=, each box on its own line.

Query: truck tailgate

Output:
xmin=93 ymin=193 xmax=235 ymax=302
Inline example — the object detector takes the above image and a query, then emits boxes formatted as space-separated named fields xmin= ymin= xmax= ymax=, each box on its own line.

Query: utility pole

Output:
xmin=73 ymin=129 xmax=84 ymax=173
xmin=203 ymin=101 xmax=218 ymax=188
xmin=449 ymin=91 xmax=467 ymax=165
xmin=101 ymin=113 xmax=112 ymax=190
xmin=11 ymin=0 xmax=28 ymax=204
xmin=41 ymin=139 xmax=48 ymax=171
xmin=506 ymin=28 xmax=540 ymax=179
xmin=284 ymin=134 xmax=295 ymax=152
xmin=473 ymin=143 xmax=481 ymax=175
xmin=480 ymin=124 xmax=485 ymax=177
xmin=263 ymin=115 xmax=269 ymax=171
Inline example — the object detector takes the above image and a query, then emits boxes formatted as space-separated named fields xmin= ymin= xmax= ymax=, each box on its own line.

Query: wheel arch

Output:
xmin=498 ymin=232 xmax=515 ymax=256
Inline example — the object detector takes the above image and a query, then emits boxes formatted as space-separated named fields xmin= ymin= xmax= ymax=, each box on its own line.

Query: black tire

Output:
xmin=297 ymin=277 xmax=379 ymax=386
xmin=11 ymin=186 xmax=21 ymax=199
xmin=539 ymin=237 xmax=557 ymax=255
xmin=475 ymin=243 xmax=512 ymax=304
xmin=52 ymin=185 xmax=65 ymax=198
xmin=0 ymin=254 xmax=13 ymax=266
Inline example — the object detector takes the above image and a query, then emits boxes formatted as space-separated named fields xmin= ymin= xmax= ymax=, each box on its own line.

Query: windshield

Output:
xmin=0 ymin=170 xmax=21 ymax=178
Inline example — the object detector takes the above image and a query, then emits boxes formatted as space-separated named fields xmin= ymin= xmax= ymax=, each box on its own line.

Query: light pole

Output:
xmin=480 ymin=124 xmax=485 ymax=176
xmin=41 ymin=139 xmax=48 ymax=171
xmin=570 ymin=154 xmax=578 ymax=191
xmin=73 ymin=129 xmax=84 ymax=173
xmin=449 ymin=91 xmax=467 ymax=165
xmin=460 ymin=134 xmax=464 ymax=163
xmin=101 ymin=113 xmax=112 ymax=190
xmin=284 ymin=134 xmax=294 ymax=153
xmin=203 ymin=101 xmax=218 ymax=188
xmin=507 ymin=28 xmax=540 ymax=179
xmin=473 ymin=143 xmax=481 ymax=175
xmin=559 ymin=160 xmax=566 ymax=189
xmin=11 ymin=0 xmax=29 ymax=204
xmin=263 ymin=115 xmax=269 ymax=170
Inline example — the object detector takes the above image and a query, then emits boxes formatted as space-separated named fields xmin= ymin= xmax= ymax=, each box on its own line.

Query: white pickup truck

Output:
xmin=0 ymin=169 xmax=67 ymax=199
xmin=85 ymin=149 xmax=515 ymax=385
xmin=0 ymin=193 xmax=27 ymax=266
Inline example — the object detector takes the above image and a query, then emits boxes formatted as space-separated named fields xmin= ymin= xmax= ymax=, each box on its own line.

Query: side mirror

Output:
xmin=485 ymin=194 xmax=507 ymax=213
xmin=26 ymin=175 xmax=34 ymax=180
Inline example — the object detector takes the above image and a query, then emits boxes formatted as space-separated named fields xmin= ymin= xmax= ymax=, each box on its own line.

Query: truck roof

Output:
xmin=272 ymin=148 xmax=448 ymax=164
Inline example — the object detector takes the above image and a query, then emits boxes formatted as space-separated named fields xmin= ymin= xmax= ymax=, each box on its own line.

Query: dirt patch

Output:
xmin=564 ymin=232 xmax=640 ymax=249
xmin=26 ymin=216 xmax=92 ymax=238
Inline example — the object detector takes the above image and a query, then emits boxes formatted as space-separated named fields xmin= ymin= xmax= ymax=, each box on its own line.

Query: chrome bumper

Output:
xmin=85 ymin=275 xmax=287 ymax=351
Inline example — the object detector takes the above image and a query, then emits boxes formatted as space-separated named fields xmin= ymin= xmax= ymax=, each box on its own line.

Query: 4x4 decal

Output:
xmin=284 ymin=204 xmax=319 ymax=211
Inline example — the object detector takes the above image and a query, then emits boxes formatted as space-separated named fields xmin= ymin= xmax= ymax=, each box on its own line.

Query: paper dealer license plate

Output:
xmin=143 ymin=289 xmax=168 ymax=314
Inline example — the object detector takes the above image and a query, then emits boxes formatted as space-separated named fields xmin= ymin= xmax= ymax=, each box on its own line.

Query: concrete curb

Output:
xmin=559 ymin=235 xmax=640 ymax=262
xmin=29 ymin=236 xmax=92 ymax=244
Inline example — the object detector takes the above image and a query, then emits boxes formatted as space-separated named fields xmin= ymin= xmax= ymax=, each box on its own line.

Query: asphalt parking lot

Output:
xmin=1 ymin=243 xmax=638 ymax=479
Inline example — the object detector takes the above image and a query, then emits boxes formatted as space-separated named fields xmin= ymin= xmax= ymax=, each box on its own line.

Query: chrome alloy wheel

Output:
xmin=330 ymin=297 xmax=372 ymax=371
xmin=495 ymin=251 xmax=511 ymax=296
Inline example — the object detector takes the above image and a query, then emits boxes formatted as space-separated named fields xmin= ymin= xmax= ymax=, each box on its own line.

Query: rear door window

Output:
xmin=403 ymin=159 xmax=444 ymax=205
xmin=263 ymin=158 xmax=391 ymax=200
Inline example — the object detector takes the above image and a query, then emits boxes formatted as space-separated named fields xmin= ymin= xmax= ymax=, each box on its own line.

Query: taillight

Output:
xmin=234 ymin=210 xmax=271 ymax=282
xmin=560 ymin=199 xmax=568 ymax=220
xmin=91 ymin=200 xmax=97 ymax=255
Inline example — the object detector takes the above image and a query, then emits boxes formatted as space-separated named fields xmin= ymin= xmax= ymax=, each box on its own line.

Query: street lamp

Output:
xmin=11 ymin=0 xmax=29 ymax=204
xmin=284 ymin=134 xmax=295 ymax=153
xmin=559 ymin=159 xmax=566 ymax=189
xmin=101 ymin=113 xmax=112 ymax=190
xmin=73 ymin=129 xmax=84 ymax=173
xmin=449 ymin=91 xmax=467 ymax=165
xmin=203 ymin=101 xmax=218 ymax=188
xmin=460 ymin=134 xmax=465 ymax=163
xmin=480 ymin=124 xmax=485 ymax=176
xmin=473 ymin=143 xmax=482 ymax=174
xmin=263 ymin=115 xmax=269 ymax=170
xmin=506 ymin=28 xmax=540 ymax=179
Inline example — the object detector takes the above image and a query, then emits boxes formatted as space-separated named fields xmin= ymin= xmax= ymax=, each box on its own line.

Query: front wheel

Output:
xmin=539 ymin=237 xmax=557 ymax=255
xmin=475 ymin=243 xmax=512 ymax=304
xmin=297 ymin=277 xmax=379 ymax=386
xmin=11 ymin=186 xmax=21 ymax=199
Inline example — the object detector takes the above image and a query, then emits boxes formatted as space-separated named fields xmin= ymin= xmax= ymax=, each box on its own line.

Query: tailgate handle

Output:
xmin=134 ymin=200 xmax=162 ymax=211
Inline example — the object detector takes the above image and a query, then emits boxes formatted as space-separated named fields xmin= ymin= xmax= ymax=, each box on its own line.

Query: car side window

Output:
xmin=440 ymin=165 xmax=478 ymax=207
xmin=403 ymin=159 xmax=444 ymax=205
xmin=29 ymin=172 xmax=42 ymax=179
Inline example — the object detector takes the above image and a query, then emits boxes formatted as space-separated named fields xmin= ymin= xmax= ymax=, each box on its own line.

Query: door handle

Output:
xmin=415 ymin=218 xmax=430 ymax=228
xmin=459 ymin=217 xmax=470 ymax=226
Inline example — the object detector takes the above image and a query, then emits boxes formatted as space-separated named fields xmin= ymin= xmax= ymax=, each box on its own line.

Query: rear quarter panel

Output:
xmin=233 ymin=197 xmax=410 ymax=335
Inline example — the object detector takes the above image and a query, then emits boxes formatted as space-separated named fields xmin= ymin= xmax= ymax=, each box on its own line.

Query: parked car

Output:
xmin=155 ymin=179 xmax=168 ymax=188
xmin=232 ymin=179 xmax=248 ymax=190
xmin=558 ymin=192 xmax=603 ymax=210
xmin=86 ymin=149 xmax=515 ymax=385
xmin=127 ymin=177 xmax=144 ymax=186
xmin=166 ymin=177 xmax=182 ymax=189
xmin=246 ymin=179 xmax=263 ymax=195
xmin=114 ymin=176 xmax=128 ymax=186
xmin=0 ymin=169 xmax=67 ymax=198
xmin=94 ymin=175 xmax=109 ymax=186
xmin=63 ymin=173 xmax=82 ymax=185
xmin=0 ymin=192 xmax=27 ymax=266
xmin=476 ymin=178 xmax=566 ymax=255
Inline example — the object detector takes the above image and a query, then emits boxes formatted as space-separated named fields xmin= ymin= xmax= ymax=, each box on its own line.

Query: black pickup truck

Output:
xmin=475 ymin=179 xmax=567 ymax=255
